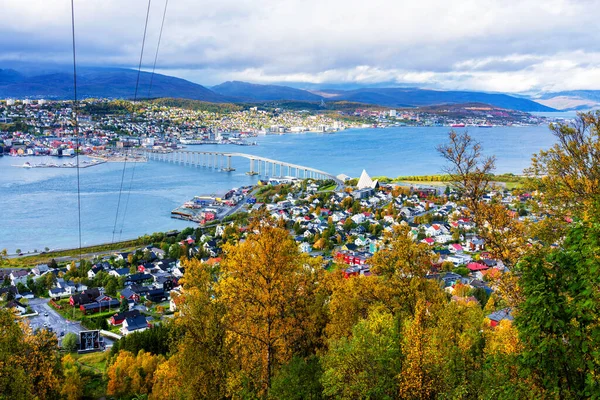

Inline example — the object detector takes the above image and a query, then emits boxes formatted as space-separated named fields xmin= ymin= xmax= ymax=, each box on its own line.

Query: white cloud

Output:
xmin=1 ymin=0 xmax=600 ymax=92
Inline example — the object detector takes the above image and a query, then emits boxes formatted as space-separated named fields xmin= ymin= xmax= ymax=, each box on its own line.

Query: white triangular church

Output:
xmin=357 ymin=169 xmax=379 ymax=190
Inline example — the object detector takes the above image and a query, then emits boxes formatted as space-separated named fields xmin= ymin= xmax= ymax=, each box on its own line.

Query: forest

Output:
xmin=1 ymin=111 xmax=600 ymax=399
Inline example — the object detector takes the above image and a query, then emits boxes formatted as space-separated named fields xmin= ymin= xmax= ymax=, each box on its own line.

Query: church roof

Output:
xmin=357 ymin=170 xmax=374 ymax=190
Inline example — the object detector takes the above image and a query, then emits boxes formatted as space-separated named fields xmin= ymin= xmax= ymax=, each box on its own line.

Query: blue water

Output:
xmin=0 ymin=126 xmax=557 ymax=253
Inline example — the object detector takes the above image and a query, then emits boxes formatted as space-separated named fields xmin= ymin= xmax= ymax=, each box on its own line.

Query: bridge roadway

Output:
xmin=138 ymin=149 xmax=343 ymax=185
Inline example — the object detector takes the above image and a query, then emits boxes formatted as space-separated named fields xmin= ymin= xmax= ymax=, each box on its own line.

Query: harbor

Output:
xmin=171 ymin=187 xmax=254 ymax=224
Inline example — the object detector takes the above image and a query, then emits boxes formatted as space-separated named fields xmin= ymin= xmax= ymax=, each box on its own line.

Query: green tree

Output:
xmin=168 ymin=244 xmax=182 ymax=260
xmin=321 ymin=308 xmax=401 ymax=399
xmin=62 ymin=333 xmax=79 ymax=353
xmin=105 ymin=277 xmax=118 ymax=297
xmin=270 ymin=356 xmax=323 ymax=400
xmin=515 ymin=211 xmax=600 ymax=398
xmin=120 ymin=297 xmax=129 ymax=313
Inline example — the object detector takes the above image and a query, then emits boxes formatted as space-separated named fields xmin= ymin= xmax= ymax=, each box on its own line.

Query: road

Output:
xmin=6 ymin=246 xmax=138 ymax=263
xmin=26 ymin=298 xmax=113 ymax=346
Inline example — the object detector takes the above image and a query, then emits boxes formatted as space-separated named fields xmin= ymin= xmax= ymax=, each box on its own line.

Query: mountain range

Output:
xmin=532 ymin=90 xmax=600 ymax=111
xmin=0 ymin=67 xmax=227 ymax=103
xmin=0 ymin=66 xmax=564 ymax=112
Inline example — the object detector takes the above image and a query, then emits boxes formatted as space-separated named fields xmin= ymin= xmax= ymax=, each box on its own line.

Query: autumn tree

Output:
xmin=324 ymin=269 xmax=384 ymax=340
xmin=0 ymin=309 xmax=32 ymax=400
xmin=527 ymin=110 xmax=600 ymax=219
xmin=107 ymin=350 xmax=164 ymax=398
xmin=61 ymin=354 xmax=84 ymax=400
xmin=369 ymin=225 xmax=445 ymax=320
xmin=398 ymin=298 xmax=443 ymax=399
xmin=21 ymin=325 xmax=63 ymax=400
xmin=217 ymin=224 xmax=324 ymax=396
xmin=437 ymin=130 xmax=496 ymax=216
xmin=438 ymin=131 xmax=527 ymax=268
xmin=152 ymin=259 xmax=230 ymax=400
xmin=480 ymin=320 xmax=543 ymax=398
xmin=431 ymin=301 xmax=485 ymax=397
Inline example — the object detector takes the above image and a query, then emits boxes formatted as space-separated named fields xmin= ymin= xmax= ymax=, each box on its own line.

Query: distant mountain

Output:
xmin=319 ymin=88 xmax=555 ymax=112
xmin=534 ymin=90 xmax=600 ymax=111
xmin=0 ymin=69 xmax=24 ymax=85
xmin=0 ymin=67 xmax=227 ymax=102
xmin=1 ymin=66 xmax=557 ymax=112
xmin=212 ymin=81 xmax=323 ymax=102
xmin=210 ymin=81 xmax=553 ymax=112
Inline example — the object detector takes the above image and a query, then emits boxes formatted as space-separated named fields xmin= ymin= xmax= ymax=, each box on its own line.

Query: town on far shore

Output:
xmin=1 ymin=168 xmax=530 ymax=345
xmin=0 ymin=98 xmax=556 ymax=164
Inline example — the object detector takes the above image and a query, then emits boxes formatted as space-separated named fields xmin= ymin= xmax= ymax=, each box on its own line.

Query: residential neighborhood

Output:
xmin=1 ymin=168 xmax=529 ymax=344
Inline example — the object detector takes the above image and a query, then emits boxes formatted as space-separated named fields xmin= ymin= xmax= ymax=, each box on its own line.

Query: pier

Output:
xmin=137 ymin=149 xmax=343 ymax=185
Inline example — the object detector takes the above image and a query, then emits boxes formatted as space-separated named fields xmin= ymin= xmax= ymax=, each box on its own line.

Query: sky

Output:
xmin=1 ymin=0 xmax=600 ymax=93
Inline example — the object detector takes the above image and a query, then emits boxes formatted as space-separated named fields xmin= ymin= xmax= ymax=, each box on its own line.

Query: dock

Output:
xmin=12 ymin=160 xmax=106 ymax=169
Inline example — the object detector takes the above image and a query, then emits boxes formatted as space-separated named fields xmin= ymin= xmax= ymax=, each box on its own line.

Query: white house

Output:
xmin=299 ymin=242 xmax=312 ymax=253
xmin=447 ymin=254 xmax=473 ymax=266
xmin=10 ymin=270 xmax=29 ymax=287
xmin=435 ymin=234 xmax=453 ymax=244
xmin=121 ymin=315 xmax=149 ymax=336
xmin=351 ymin=214 xmax=366 ymax=224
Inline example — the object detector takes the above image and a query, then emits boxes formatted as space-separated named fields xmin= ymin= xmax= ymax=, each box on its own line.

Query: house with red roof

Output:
xmin=448 ymin=243 xmax=464 ymax=253
xmin=467 ymin=262 xmax=489 ymax=272
xmin=421 ymin=237 xmax=435 ymax=246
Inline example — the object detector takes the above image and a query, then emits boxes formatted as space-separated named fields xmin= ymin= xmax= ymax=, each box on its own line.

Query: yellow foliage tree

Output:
xmin=484 ymin=319 xmax=521 ymax=356
xmin=107 ymin=350 xmax=164 ymax=398
xmin=160 ymin=258 xmax=231 ymax=400
xmin=150 ymin=355 xmax=182 ymax=400
xmin=21 ymin=325 xmax=63 ymax=400
xmin=0 ymin=309 xmax=33 ymax=400
xmin=61 ymin=354 xmax=84 ymax=400
xmin=527 ymin=111 xmax=600 ymax=219
xmin=324 ymin=270 xmax=383 ymax=340
xmin=217 ymin=224 xmax=323 ymax=395
xmin=398 ymin=299 xmax=443 ymax=399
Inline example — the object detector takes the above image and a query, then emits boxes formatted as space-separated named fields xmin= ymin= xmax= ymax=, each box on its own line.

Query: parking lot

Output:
xmin=26 ymin=298 xmax=113 ymax=347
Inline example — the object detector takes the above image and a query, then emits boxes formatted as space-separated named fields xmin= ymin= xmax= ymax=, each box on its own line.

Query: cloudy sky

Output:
xmin=2 ymin=0 xmax=599 ymax=93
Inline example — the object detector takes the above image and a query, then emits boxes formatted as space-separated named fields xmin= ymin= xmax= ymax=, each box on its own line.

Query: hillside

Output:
xmin=0 ymin=67 xmax=228 ymax=102
xmin=212 ymin=81 xmax=554 ymax=112
xmin=320 ymin=87 xmax=556 ymax=112
xmin=212 ymin=81 xmax=323 ymax=101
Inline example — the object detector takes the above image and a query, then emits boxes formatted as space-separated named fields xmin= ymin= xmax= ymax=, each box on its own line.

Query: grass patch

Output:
xmin=73 ymin=352 xmax=109 ymax=398
xmin=52 ymin=300 xmax=85 ymax=321
xmin=318 ymin=183 xmax=337 ymax=192
xmin=74 ymin=351 xmax=109 ymax=372
xmin=504 ymin=181 xmax=524 ymax=190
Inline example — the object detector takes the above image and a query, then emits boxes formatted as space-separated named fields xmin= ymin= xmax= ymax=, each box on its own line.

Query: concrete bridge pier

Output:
xmin=246 ymin=158 xmax=258 ymax=176
xmin=223 ymin=155 xmax=235 ymax=172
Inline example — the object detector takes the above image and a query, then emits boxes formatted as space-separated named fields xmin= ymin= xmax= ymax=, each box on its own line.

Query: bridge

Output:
xmin=137 ymin=149 xmax=343 ymax=185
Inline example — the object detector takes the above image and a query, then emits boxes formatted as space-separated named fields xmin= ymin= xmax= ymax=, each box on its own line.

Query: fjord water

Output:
xmin=0 ymin=126 xmax=556 ymax=253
